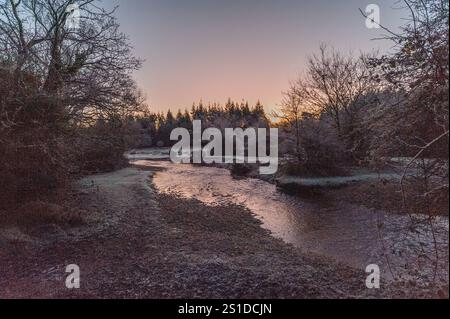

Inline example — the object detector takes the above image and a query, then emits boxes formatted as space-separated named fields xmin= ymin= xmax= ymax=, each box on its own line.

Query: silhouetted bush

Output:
xmin=279 ymin=116 xmax=349 ymax=177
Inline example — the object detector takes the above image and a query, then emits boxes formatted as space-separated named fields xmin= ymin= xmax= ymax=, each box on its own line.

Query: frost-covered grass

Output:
xmin=125 ymin=148 xmax=171 ymax=160
xmin=277 ymin=173 xmax=398 ymax=188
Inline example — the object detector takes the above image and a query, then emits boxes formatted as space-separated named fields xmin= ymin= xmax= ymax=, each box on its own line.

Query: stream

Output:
xmin=129 ymin=150 xmax=449 ymax=285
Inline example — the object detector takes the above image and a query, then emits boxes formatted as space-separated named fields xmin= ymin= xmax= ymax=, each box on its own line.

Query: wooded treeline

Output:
xmin=0 ymin=0 xmax=448 ymax=222
xmin=125 ymin=100 xmax=269 ymax=148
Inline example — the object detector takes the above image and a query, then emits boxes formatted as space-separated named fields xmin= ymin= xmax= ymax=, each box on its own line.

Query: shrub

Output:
xmin=279 ymin=116 xmax=349 ymax=177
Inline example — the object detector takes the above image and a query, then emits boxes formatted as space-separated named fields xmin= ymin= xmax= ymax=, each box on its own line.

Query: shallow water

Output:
xmin=133 ymin=157 xmax=449 ymax=284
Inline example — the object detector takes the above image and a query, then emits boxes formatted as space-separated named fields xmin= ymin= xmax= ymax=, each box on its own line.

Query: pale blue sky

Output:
xmin=106 ymin=0 xmax=407 ymax=113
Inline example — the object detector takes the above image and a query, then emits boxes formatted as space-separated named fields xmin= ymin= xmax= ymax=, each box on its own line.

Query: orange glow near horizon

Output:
xmin=111 ymin=0 xmax=406 ymax=114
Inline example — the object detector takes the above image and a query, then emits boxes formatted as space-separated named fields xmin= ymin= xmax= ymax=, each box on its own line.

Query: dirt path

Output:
xmin=0 ymin=165 xmax=439 ymax=298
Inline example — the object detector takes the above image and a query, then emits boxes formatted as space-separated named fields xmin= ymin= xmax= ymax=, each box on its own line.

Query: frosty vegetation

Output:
xmin=0 ymin=0 xmax=144 ymax=208
xmin=0 ymin=0 xmax=448 ymax=285
xmin=1 ymin=0 xmax=447 ymax=217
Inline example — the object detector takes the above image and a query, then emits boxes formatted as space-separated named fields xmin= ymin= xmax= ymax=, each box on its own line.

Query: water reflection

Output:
xmin=135 ymin=159 xmax=449 ymax=284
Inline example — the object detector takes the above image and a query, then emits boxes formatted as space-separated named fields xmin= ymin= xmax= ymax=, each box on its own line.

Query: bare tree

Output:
xmin=368 ymin=0 xmax=448 ymax=212
xmin=0 ymin=0 xmax=142 ymax=125
xmin=275 ymin=92 xmax=305 ymax=161
xmin=365 ymin=0 xmax=449 ymax=284
xmin=0 ymin=0 xmax=144 ymax=208
xmin=278 ymin=46 xmax=378 ymax=162
xmin=293 ymin=45 xmax=377 ymax=136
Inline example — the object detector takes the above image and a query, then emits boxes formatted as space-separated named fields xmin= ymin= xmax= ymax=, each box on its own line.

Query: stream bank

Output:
xmin=0 ymin=160 xmax=447 ymax=298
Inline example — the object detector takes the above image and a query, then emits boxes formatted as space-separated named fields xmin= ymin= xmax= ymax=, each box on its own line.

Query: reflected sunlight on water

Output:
xmin=135 ymin=158 xmax=449 ymax=284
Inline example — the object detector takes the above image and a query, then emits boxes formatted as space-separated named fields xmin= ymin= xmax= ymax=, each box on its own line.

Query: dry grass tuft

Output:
xmin=0 ymin=200 xmax=86 ymax=230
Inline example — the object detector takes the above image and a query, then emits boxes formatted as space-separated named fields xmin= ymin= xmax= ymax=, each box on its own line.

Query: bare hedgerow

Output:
xmin=0 ymin=1 xmax=145 ymax=212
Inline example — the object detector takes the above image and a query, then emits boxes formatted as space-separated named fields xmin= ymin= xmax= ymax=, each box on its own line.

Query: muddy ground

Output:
xmin=0 ymin=165 xmax=445 ymax=298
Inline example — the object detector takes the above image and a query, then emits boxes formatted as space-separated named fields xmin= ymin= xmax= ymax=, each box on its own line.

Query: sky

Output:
xmin=107 ymin=0 xmax=407 ymax=114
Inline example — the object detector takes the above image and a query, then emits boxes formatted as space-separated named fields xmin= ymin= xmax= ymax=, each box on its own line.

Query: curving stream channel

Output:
xmin=130 ymin=153 xmax=448 ymax=284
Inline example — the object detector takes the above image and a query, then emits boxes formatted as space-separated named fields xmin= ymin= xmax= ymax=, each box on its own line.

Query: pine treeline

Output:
xmin=128 ymin=100 xmax=269 ymax=148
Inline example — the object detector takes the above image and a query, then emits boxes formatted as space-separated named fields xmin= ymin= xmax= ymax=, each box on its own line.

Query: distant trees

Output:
xmin=126 ymin=100 xmax=270 ymax=148
xmin=276 ymin=93 xmax=304 ymax=161
xmin=176 ymin=109 xmax=192 ymax=130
